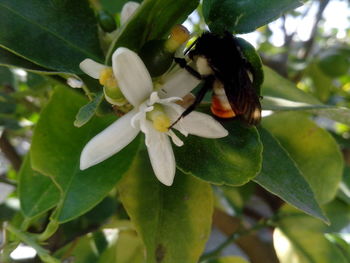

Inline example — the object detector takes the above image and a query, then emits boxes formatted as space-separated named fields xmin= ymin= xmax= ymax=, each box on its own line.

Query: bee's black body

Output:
xmin=173 ymin=32 xmax=261 ymax=126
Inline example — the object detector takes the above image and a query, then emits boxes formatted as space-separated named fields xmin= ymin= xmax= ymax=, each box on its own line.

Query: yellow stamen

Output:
xmin=153 ymin=114 xmax=171 ymax=132
xmin=99 ymin=68 xmax=118 ymax=89
xmin=147 ymin=104 xmax=171 ymax=132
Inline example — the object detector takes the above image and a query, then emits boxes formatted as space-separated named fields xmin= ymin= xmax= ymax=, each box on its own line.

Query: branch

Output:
xmin=209 ymin=209 xmax=279 ymax=263
xmin=0 ymin=131 xmax=22 ymax=171
xmin=301 ymin=0 xmax=330 ymax=60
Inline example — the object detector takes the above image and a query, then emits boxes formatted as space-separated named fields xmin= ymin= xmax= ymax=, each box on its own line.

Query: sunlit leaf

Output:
xmin=274 ymin=203 xmax=350 ymax=263
xmin=119 ymin=149 xmax=213 ymax=263
xmin=263 ymin=112 xmax=343 ymax=204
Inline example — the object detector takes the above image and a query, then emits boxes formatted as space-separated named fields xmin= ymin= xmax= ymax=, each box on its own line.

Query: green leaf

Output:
xmin=107 ymin=0 xmax=199 ymax=61
xmin=202 ymin=0 xmax=304 ymax=33
xmin=218 ymin=184 xmax=255 ymax=216
xmin=326 ymin=233 xmax=350 ymax=261
xmin=30 ymin=87 xmax=140 ymax=222
xmin=176 ymin=120 xmax=262 ymax=186
xmin=262 ymin=66 xmax=320 ymax=104
xmin=54 ymin=235 xmax=99 ymax=263
xmin=98 ymin=226 xmax=145 ymax=263
xmin=101 ymin=0 xmax=142 ymax=14
xmin=118 ymin=149 xmax=213 ymax=263
xmin=263 ymin=112 xmax=343 ymax=204
xmin=262 ymin=66 xmax=350 ymax=126
xmin=0 ymin=92 xmax=16 ymax=115
xmin=0 ymin=66 xmax=13 ymax=86
xmin=74 ymin=92 xmax=104 ymax=127
xmin=207 ymin=256 xmax=249 ymax=263
xmin=0 ymin=0 xmax=103 ymax=74
xmin=274 ymin=203 xmax=350 ymax=263
xmin=0 ymin=48 xmax=56 ymax=73
xmin=307 ymin=62 xmax=333 ymax=102
xmin=18 ymin=155 xmax=60 ymax=218
xmin=254 ymin=128 xmax=327 ymax=222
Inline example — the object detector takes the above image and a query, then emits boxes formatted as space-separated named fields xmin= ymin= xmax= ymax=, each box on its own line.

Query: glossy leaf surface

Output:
xmin=202 ymin=0 xmax=304 ymax=33
xmin=19 ymin=155 xmax=60 ymax=218
xmin=0 ymin=0 xmax=103 ymax=73
xmin=30 ymin=87 xmax=140 ymax=222
xmin=176 ymin=120 xmax=262 ymax=186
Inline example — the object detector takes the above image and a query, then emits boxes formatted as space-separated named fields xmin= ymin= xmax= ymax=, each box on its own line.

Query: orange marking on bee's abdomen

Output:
xmin=211 ymin=95 xmax=235 ymax=118
xmin=211 ymin=80 xmax=235 ymax=118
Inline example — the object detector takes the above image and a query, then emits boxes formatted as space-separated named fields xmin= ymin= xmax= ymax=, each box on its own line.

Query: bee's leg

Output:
xmin=169 ymin=76 xmax=214 ymax=128
xmin=174 ymin=57 xmax=202 ymax=80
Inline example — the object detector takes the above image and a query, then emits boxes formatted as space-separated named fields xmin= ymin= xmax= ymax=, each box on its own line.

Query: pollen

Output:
xmin=153 ymin=114 xmax=171 ymax=132
xmin=99 ymin=68 xmax=118 ymax=89
xmin=146 ymin=104 xmax=171 ymax=132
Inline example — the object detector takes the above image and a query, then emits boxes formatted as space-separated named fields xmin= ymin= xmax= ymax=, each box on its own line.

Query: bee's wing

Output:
xmin=221 ymin=67 xmax=261 ymax=125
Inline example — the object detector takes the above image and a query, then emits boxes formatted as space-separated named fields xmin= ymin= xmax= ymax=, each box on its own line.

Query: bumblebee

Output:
xmin=173 ymin=31 xmax=262 ymax=126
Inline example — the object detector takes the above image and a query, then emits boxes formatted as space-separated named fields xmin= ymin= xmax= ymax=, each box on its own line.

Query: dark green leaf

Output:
xmin=263 ymin=112 xmax=343 ymax=204
xmin=254 ymin=128 xmax=327 ymax=222
xmin=202 ymin=0 xmax=304 ymax=33
xmin=19 ymin=155 xmax=60 ymax=218
xmin=119 ymin=150 xmax=213 ymax=263
xmin=30 ymin=87 xmax=140 ymax=222
xmin=0 ymin=0 xmax=103 ymax=73
xmin=0 ymin=48 xmax=55 ymax=73
xmin=0 ymin=66 xmax=13 ymax=86
xmin=101 ymin=0 xmax=142 ymax=14
xmin=176 ymin=120 xmax=262 ymax=185
xmin=74 ymin=92 xmax=104 ymax=127
xmin=0 ymin=92 xmax=16 ymax=115
xmin=107 ymin=0 xmax=199 ymax=61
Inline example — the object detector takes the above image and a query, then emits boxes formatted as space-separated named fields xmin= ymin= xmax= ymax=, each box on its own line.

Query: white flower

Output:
xmin=79 ymin=48 xmax=228 ymax=186
xmin=120 ymin=2 xmax=140 ymax=25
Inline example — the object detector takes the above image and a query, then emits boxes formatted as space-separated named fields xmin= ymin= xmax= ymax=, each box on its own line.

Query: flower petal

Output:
xmin=144 ymin=122 xmax=176 ymax=186
xmin=80 ymin=59 xmax=106 ymax=79
xmin=120 ymin=1 xmax=140 ymax=25
xmin=80 ymin=110 xmax=139 ymax=170
xmin=159 ymin=68 xmax=200 ymax=99
xmin=178 ymin=111 xmax=228 ymax=138
xmin=112 ymin=48 xmax=153 ymax=106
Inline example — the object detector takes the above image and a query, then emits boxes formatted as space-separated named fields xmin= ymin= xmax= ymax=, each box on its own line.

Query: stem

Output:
xmin=0 ymin=174 xmax=16 ymax=186
xmin=211 ymin=209 xmax=279 ymax=263
xmin=37 ymin=220 xmax=59 ymax=242
xmin=0 ymin=131 xmax=22 ymax=171
xmin=6 ymin=224 xmax=60 ymax=263
xmin=200 ymin=218 xmax=274 ymax=262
